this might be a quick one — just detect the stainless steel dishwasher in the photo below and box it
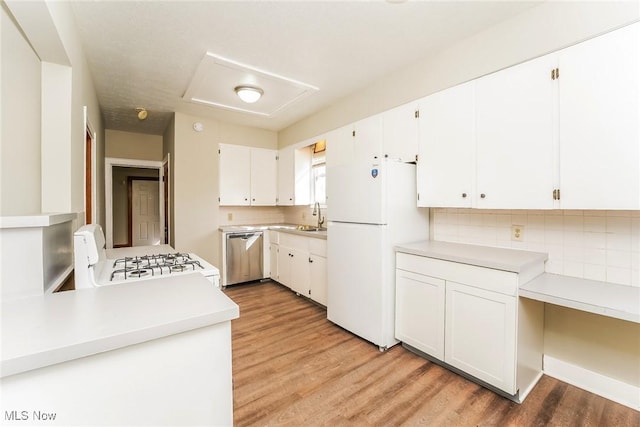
[225,231,264,286]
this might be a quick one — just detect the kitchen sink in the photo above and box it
[296,225,327,232]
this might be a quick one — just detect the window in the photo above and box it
[311,141,326,205]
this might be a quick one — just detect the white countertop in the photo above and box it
[0,213,76,228]
[520,273,640,323]
[395,240,548,273]
[1,273,239,378]
[220,223,327,239]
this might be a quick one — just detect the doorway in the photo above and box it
[105,157,166,249]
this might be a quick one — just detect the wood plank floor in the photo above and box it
[225,281,639,426]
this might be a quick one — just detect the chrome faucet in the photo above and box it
[312,202,325,229]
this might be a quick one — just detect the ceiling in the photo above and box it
[69,1,541,135]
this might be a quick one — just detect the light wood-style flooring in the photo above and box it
[225,281,639,426]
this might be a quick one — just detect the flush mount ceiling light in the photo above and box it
[136,107,148,120]
[234,86,263,104]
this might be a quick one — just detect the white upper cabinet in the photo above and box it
[354,114,384,163]
[325,124,355,168]
[250,147,278,206]
[325,115,382,169]
[219,144,277,206]
[418,81,475,208]
[475,53,557,209]
[382,101,420,162]
[558,22,639,209]
[219,144,251,206]
[277,144,312,206]
[417,22,639,210]
[277,145,295,206]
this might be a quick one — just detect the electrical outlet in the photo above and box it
[302,211,306,220]
[511,225,524,242]
[227,213,233,221]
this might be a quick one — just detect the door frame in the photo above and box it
[83,106,97,225]
[105,157,165,249]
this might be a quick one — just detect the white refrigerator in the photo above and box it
[327,158,429,350]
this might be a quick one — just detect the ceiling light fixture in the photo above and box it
[136,107,148,120]
[234,86,263,104]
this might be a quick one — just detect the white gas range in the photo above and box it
[73,224,220,289]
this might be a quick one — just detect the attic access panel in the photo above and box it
[183,52,319,117]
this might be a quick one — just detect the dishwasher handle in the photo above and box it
[227,232,261,240]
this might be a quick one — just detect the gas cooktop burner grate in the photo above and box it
[109,253,203,281]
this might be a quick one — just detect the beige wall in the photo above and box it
[1,4,42,215]
[106,129,163,161]
[279,1,639,147]
[167,112,277,267]
[1,0,104,228]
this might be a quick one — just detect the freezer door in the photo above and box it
[327,222,397,348]
[327,160,386,224]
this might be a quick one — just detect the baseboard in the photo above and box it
[543,355,640,410]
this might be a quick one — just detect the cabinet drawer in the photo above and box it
[268,230,279,244]
[279,233,309,251]
[309,238,327,256]
[396,253,518,296]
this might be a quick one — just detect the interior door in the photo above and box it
[132,180,161,246]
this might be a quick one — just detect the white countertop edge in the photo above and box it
[520,273,640,324]
[1,307,238,378]
[395,240,548,273]
[1,275,239,378]
[219,223,327,240]
[0,213,76,228]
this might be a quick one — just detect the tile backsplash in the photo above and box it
[219,206,285,226]
[432,209,640,287]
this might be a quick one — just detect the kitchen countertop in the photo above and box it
[520,273,640,323]
[1,273,239,378]
[395,240,548,273]
[0,212,76,228]
[219,223,327,239]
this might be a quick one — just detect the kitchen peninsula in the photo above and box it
[0,274,239,426]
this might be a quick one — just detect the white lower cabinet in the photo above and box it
[271,231,327,306]
[445,281,517,394]
[308,238,327,306]
[269,243,278,281]
[395,270,445,360]
[395,251,543,402]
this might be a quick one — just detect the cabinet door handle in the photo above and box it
[309,258,313,263]
[461,193,467,198]
[480,193,486,199]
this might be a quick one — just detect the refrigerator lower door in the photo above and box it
[327,222,398,349]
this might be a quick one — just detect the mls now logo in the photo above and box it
[5,410,57,421]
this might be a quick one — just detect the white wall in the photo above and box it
[279,1,639,147]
